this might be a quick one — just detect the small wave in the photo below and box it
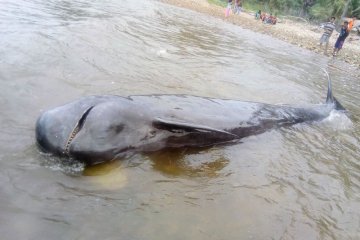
[321,110,353,130]
[156,48,168,57]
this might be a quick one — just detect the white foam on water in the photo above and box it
[41,153,85,175]
[321,110,353,131]
[156,49,168,57]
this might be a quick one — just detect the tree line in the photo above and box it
[250,0,360,21]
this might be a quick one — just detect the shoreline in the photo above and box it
[158,0,360,69]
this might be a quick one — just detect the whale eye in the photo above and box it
[149,130,156,137]
[108,124,125,134]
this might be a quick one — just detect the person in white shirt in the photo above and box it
[319,17,336,55]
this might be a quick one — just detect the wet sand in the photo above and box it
[158,0,360,68]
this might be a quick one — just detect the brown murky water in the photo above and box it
[0,0,359,239]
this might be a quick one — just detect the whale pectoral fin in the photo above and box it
[153,118,239,147]
[153,118,238,138]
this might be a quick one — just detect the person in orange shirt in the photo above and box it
[347,16,356,32]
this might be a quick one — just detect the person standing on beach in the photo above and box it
[333,21,349,56]
[225,0,232,17]
[347,16,356,32]
[255,10,261,19]
[233,0,241,15]
[319,17,336,55]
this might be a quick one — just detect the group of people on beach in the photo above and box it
[225,0,242,17]
[224,2,356,57]
[226,2,277,25]
[255,10,277,25]
[319,16,357,56]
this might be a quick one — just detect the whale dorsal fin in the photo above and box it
[153,118,237,138]
[323,68,346,111]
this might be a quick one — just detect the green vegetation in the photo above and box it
[209,0,360,21]
[207,0,227,7]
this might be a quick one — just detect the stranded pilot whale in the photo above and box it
[36,72,345,165]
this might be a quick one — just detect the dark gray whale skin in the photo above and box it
[35,79,345,166]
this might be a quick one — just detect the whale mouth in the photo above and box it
[64,106,94,155]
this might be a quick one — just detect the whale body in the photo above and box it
[36,75,345,165]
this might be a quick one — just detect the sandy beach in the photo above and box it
[158,0,360,68]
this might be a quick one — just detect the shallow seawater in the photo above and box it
[0,0,360,239]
